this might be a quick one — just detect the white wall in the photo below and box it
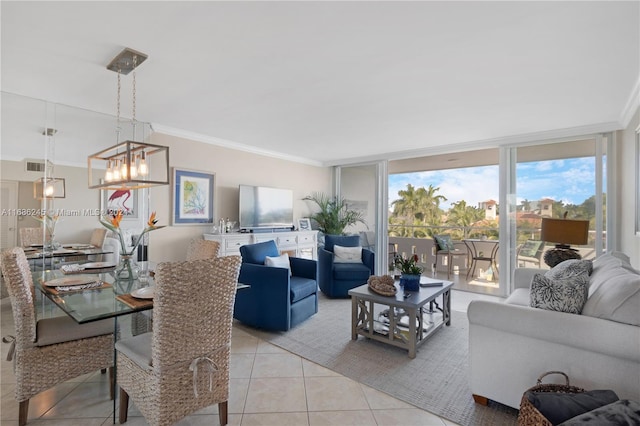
[126,132,331,262]
[618,107,640,268]
[1,132,332,262]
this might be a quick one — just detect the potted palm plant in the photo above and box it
[303,192,365,235]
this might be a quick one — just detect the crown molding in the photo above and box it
[151,124,324,167]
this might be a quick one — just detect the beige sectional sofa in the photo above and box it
[468,252,640,409]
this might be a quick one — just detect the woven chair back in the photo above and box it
[1,247,37,347]
[185,239,220,261]
[152,256,240,371]
[89,228,108,248]
[19,227,42,247]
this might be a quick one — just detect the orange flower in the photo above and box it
[110,210,123,228]
[147,211,158,227]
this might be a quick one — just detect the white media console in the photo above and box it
[203,230,319,259]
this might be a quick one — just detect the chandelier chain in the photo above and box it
[116,66,122,142]
[132,55,137,123]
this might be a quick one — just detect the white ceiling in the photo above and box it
[2,1,638,167]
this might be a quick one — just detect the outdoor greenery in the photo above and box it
[389,183,599,243]
[303,192,365,235]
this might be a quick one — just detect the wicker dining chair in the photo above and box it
[131,239,221,336]
[0,247,114,426]
[186,238,220,260]
[19,228,42,247]
[116,256,241,426]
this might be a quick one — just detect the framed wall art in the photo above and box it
[101,187,139,219]
[172,168,215,226]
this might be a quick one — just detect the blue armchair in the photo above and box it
[235,240,318,331]
[318,235,375,298]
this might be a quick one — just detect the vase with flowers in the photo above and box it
[394,254,423,291]
[99,210,164,281]
[34,213,60,251]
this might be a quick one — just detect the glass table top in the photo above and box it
[35,269,152,324]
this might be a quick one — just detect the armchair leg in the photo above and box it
[18,399,29,426]
[118,388,129,424]
[218,400,228,425]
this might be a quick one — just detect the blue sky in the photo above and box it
[388,157,597,211]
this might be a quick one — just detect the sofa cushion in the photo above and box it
[333,262,371,281]
[530,272,589,314]
[333,245,362,263]
[582,254,640,326]
[290,276,317,303]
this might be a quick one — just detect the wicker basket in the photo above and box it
[517,371,586,426]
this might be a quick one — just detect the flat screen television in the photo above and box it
[239,185,294,231]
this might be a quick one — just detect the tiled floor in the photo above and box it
[1,290,503,425]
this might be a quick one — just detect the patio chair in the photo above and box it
[1,247,114,426]
[516,240,545,268]
[116,256,241,426]
[433,235,464,279]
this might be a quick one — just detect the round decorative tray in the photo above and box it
[367,275,397,296]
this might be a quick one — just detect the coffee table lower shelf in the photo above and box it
[349,280,452,358]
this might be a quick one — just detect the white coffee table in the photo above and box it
[348,277,453,358]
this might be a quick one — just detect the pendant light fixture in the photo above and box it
[88,48,169,190]
[34,128,66,199]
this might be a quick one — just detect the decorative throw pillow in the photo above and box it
[265,253,291,276]
[434,235,455,251]
[545,259,593,280]
[530,273,589,314]
[333,245,362,263]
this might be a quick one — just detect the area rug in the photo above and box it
[238,293,519,426]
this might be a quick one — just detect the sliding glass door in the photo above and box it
[336,161,388,275]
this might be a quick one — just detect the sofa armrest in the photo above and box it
[514,268,540,289]
[290,257,317,280]
[468,300,640,363]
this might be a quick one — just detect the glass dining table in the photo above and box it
[26,245,114,270]
[35,268,153,323]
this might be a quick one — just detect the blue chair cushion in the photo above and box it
[434,235,455,251]
[240,240,279,264]
[290,276,317,303]
[333,262,371,281]
[324,235,360,252]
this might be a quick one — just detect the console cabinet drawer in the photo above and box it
[203,231,318,259]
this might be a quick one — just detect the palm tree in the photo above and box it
[446,200,484,239]
[390,184,447,236]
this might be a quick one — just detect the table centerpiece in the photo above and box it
[99,210,164,281]
[394,254,423,291]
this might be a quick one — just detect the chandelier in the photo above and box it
[88,48,169,190]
